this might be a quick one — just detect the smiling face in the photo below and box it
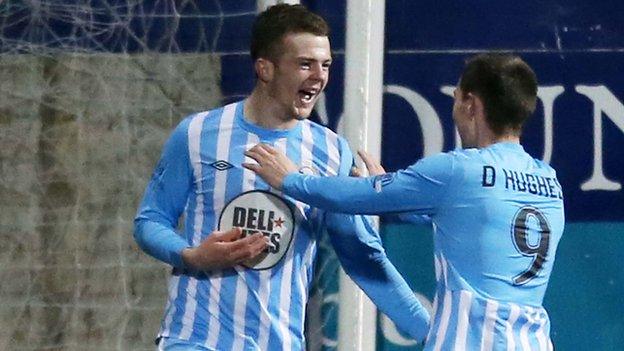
[267,32,332,121]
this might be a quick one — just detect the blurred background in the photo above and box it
[0,0,622,350]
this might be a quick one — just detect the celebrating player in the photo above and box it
[134,4,429,350]
[246,53,565,350]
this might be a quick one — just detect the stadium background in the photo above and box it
[0,0,622,350]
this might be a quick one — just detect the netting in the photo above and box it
[0,1,338,350]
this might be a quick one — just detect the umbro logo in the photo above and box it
[210,160,234,171]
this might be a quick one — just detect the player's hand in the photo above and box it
[351,150,386,177]
[243,143,298,190]
[182,227,268,270]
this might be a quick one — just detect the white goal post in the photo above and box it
[338,1,385,350]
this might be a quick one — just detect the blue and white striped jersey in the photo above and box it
[283,143,565,350]
[134,101,430,350]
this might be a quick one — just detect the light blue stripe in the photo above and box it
[169,275,191,338]
[285,123,308,343]
[266,262,285,349]
[309,122,331,176]
[265,139,288,350]
[215,102,248,351]
[465,292,482,350]
[444,291,461,351]
[188,108,222,344]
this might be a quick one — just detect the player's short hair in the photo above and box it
[251,4,330,61]
[459,53,538,136]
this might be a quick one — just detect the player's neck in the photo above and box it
[245,89,299,130]
[478,131,520,148]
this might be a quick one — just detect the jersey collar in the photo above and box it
[235,100,302,140]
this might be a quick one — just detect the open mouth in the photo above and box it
[298,88,318,104]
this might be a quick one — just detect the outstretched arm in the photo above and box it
[245,143,453,215]
[325,213,430,342]
[352,150,432,225]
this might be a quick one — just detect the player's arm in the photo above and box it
[326,140,429,341]
[134,118,194,268]
[245,143,453,215]
[353,150,432,225]
[325,213,430,342]
[134,118,267,269]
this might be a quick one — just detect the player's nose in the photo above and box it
[309,62,327,81]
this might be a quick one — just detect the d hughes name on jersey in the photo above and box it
[481,165,564,199]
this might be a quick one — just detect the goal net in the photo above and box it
[0,1,339,350]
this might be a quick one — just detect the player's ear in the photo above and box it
[471,93,485,118]
[255,58,274,83]
[466,92,483,119]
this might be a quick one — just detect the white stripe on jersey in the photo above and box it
[432,290,453,351]
[324,129,340,176]
[425,255,442,343]
[535,313,548,351]
[243,133,260,191]
[433,252,441,281]
[454,290,473,350]
[520,306,535,351]
[257,268,272,351]
[179,111,210,340]
[161,274,181,336]
[432,255,451,351]
[179,278,198,339]
[205,103,237,349]
[440,254,450,288]
[232,272,248,351]
[480,299,499,351]
[426,291,439,344]
[231,132,261,351]
[275,138,294,351]
[297,122,316,333]
[241,131,272,351]
[231,275,249,351]
[505,304,521,351]
[188,112,210,246]
[426,255,554,351]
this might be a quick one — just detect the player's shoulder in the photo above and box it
[420,148,487,177]
[412,150,458,173]
[530,157,560,180]
[177,101,240,131]
[302,119,347,148]
[427,148,476,167]
[304,118,338,136]
[447,147,480,160]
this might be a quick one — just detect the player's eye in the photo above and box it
[300,62,311,69]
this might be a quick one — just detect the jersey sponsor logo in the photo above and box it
[218,190,295,270]
[210,160,234,171]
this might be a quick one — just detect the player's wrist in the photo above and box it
[282,172,301,191]
[181,247,199,269]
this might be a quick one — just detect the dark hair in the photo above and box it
[459,53,538,135]
[250,4,330,61]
